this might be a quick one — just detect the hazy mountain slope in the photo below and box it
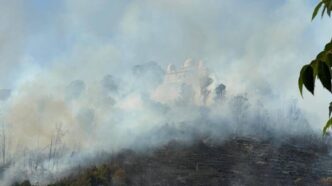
[14,134,332,186]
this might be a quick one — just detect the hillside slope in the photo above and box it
[14,135,332,186]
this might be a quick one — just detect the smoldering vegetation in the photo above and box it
[0,60,324,186]
[40,135,332,186]
[0,0,331,185]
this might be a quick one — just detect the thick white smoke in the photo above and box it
[0,0,331,185]
[0,59,313,185]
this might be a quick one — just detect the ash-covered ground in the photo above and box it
[26,134,332,186]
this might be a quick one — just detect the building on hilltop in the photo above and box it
[152,59,225,106]
[165,59,208,84]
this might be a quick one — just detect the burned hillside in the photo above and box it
[0,60,319,185]
[21,134,332,186]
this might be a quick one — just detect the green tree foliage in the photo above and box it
[299,0,332,135]
[312,0,332,20]
[12,180,31,186]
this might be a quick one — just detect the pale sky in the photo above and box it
[1,0,332,129]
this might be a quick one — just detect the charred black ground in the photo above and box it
[14,134,332,186]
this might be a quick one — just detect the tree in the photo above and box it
[1,122,6,165]
[298,0,332,135]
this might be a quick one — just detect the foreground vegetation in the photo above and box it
[12,135,332,186]
[13,163,125,186]
[299,0,332,134]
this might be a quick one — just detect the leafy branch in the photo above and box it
[312,0,332,20]
[299,0,332,135]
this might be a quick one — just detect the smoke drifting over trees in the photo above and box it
[0,0,331,185]
[0,59,314,185]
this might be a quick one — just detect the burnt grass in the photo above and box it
[15,135,332,186]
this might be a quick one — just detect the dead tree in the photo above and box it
[1,123,6,165]
[48,123,66,171]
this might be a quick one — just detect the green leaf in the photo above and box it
[298,73,304,97]
[317,51,327,61]
[329,0,332,7]
[323,117,332,135]
[328,8,331,17]
[299,65,315,96]
[328,0,332,15]
[313,1,324,20]
[317,61,332,92]
[311,60,319,76]
[325,42,332,51]
[303,65,315,95]
[298,65,308,97]
[326,53,332,66]
[322,5,327,17]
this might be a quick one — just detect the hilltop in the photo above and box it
[14,134,332,186]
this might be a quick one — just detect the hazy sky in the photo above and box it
[1,0,332,128]
[3,1,332,184]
